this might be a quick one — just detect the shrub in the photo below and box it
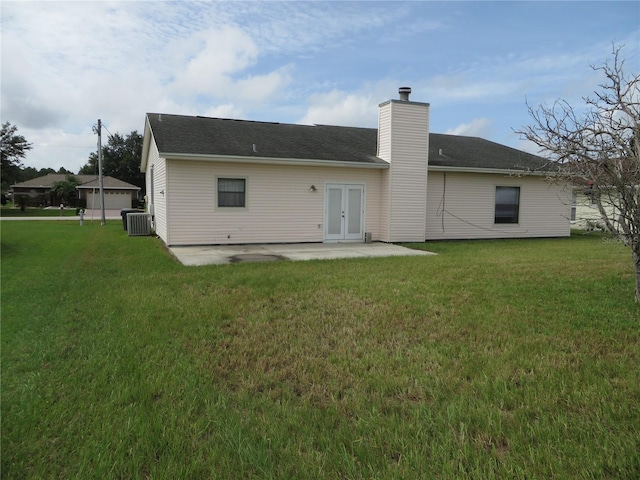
[14,194,29,211]
[585,219,605,232]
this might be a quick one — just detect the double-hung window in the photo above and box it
[495,186,520,224]
[218,178,246,208]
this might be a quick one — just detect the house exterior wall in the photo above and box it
[163,159,384,246]
[377,100,429,242]
[378,166,391,242]
[377,106,392,165]
[572,190,621,230]
[377,106,391,242]
[145,138,168,243]
[10,186,52,206]
[425,171,571,240]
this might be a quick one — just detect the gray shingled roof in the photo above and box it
[146,113,553,172]
[428,133,553,172]
[12,174,139,190]
[148,113,384,165]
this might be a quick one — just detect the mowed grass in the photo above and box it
[1,222,639,479]
[0,206,78,217]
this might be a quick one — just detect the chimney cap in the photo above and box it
[398,87,411,101]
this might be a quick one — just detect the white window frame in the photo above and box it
[216,177,247,209]
[494,186,520,224]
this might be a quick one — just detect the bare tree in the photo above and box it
[517,45,640,303]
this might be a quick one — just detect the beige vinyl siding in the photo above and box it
[572,190,623,230]
[425,172,571,240]
[377,106,391,161]
[165,160,383,246]
[377,106,392,241]
[145,138,168,243]
[379,101,429,242]
[378,168,391,242]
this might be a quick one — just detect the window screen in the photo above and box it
[495,186,520,224]
[218,178,245,207]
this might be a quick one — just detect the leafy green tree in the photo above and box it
[1,122,32,192]
[20,166,41,181]
[51,175,80,205]
[79,131,144,192]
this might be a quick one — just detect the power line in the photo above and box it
[32,144,95,149]
[101,123,113,138]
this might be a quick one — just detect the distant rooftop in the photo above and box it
[12,174,140,190]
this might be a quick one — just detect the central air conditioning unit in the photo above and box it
[127,213,152,236]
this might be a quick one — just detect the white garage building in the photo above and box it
[77,176,141,210]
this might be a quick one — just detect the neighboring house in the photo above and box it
[571,187,622,231]
[141,88,571,246]
[11,174,140,209]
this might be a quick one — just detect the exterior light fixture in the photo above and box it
[310,185,317,192]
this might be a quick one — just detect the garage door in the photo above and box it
[86,191,132,209]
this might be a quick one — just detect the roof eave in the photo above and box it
[76,186,141,190]
[160,152,390,169]
[140,116,152,173]
[428,165,555,176]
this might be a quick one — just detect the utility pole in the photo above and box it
[97,119,106,225]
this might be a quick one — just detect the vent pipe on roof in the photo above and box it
[399,87,411,101]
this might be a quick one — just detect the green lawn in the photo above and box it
[0,205,78,217]
[1,222,639,479]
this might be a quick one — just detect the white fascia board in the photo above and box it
[77,186,141,190]
[427,165,551,176]
[140,117,152,173]
[160,152,390,169]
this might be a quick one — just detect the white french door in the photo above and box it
[324,184,364,241]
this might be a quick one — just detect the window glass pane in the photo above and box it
[495,186,519,204]
[347,188,362,235]
[218,178,245,207]
[495,186,520,224]
[327,188,342,235]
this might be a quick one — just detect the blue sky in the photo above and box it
[1,1,639,173]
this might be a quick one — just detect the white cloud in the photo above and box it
[236,66,294,102]
[297,80,402,127]
[298,90,378,127]
[445,118,493,137]
[0,3,296,170]
[200,104,246,120]
[169,26,293,104]
[19,128,97,174]
[1,1,637,173]
[171,27,258,94]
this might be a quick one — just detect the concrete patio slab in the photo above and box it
[169,242,435,266]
